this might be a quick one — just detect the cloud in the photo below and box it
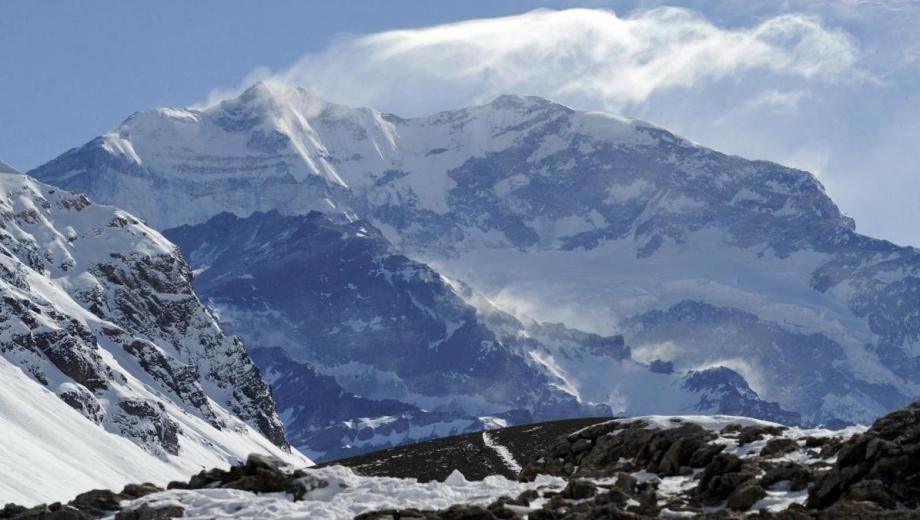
[741,89,810,114]
[202,7,859,116]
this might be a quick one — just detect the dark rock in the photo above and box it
[842,479,897,509]
[6,504,90,520]
[736,425,786,445]
[614,472,638,496]
[67,489,121,517]
[113,504,184,520]
[688,443,725,468]
[720,423,743,435]
[695,453,758,505]
[119,484,162,500]
[486,500,518,520]
[510,490,538,508]
[186,467,230,489]
[289,474,335,502]
[354,510,431,520]
[0,504,27,519]
[573,421,621,440]
[808,402,920,510]
[813,501,920,519]
[594,489,629,507]
[525,511,556,520]
[760,462,812,491]
[727,484,767,511]
[436,505,496,520]
[760,438,799,458]
[562,479,597,500]
[223,470,288,493]
[569,438,591,454]
[817,438,843,459]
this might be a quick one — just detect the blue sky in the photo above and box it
[2,0,919,246]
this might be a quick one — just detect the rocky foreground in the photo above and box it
[3,403,919,519]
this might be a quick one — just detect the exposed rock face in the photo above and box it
[251,347,518,461]
[0,173,303,505]
[29,83,920,426]
[165,212,588,416]
[164,210,794,459]
[682,367,801,425]
[165,211,615,459]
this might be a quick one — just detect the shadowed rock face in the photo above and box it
[166,210,617,459]
[165,210,795,459]
[251,347,515,462]
[0,173,289,462]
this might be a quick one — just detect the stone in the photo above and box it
[562,479,597,500]
[760,438,799,458]
[67,489,121,517]
[114,504,184,520]
[808,402,920,510]
[727,484,767,511]
[569,438,591,454]
[614,472,638,495]
[843,479,896,509]
[760,462,812,491]
[437,505,496,520]
[119,484,162,500]
[695,453,758,505]
[736,425,786,446]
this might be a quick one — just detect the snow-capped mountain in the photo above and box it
[163,210,796,459]
[0,169,307,505]
[30,81,920,425]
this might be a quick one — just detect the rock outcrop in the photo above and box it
[0,173,303,505]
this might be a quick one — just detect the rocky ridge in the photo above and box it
[0,172,304,505]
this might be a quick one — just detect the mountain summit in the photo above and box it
[30,83,920,426]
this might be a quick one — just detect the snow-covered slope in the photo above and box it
[30,82,920,424]
[163,210,796,460]
[0,172,308,505]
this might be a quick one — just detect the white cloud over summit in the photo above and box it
[204,7,859,114]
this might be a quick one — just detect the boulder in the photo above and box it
[562,479,597,500]
[760,438,799,458]
[727,484,766,511]
[113,504,183,520]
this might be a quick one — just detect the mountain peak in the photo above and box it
[486,93,568,112]
[222,80,329,118]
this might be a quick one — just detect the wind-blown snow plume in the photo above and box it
[201,7,858,115]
